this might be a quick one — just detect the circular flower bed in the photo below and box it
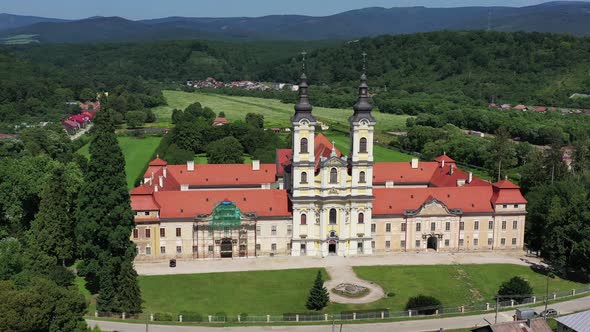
[331,283,370,298]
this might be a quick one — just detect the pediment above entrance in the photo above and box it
[320,156,347,168]
[404,197,462,217]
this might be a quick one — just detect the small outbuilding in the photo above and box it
[556,309,590,332]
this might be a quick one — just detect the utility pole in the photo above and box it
[145,312,149,332]
[495,295,500,324]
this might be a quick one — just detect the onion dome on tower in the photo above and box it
[350,52,376,123]
[291,51,316,123]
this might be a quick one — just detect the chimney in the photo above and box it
[386,181,394,188]
[468,172,473,184]
[411,158,419,169]
[449,164,455,175]
[441,160,445,168]
[154,185,159,192]
[252,160,260,171]
[187,160,195,172]
[151,171,155,182]
[159,176,164,188]
[163,166,167,178]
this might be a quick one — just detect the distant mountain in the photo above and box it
[1,1,590,44]
[0,13,69,31]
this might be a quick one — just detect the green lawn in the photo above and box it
[151,90,411,133]
[139,269,329,316]
[194,153,253,165]
[137,264,587,316]
[78,136,162,189]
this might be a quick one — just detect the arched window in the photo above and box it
[301,214,307,225]
[300,138,308,154]
[358,212,365,224]
[359,171,366,183]
[301,172,308,184]
[329,208,337,224]
[359,137,367,153]
[330,168,338,183]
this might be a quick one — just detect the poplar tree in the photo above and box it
[76,108,141,312]
[306,270,330,311]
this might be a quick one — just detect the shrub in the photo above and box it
[153,312,174,321]
[498,276,533,303]
[405,295,442,315]
[180,311,203,322]
[214,312,227,320]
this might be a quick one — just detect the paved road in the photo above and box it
[87,294,590,332]
[135,251,541,276]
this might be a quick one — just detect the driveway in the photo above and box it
[87,294,590,332]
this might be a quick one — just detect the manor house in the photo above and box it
[129,70,527,260]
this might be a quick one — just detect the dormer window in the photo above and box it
[300,138,308,154]
[360,137,367,153]
[330,168,338,184]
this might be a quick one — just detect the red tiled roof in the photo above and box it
[429,164,490,187]
[213,118,228,125]
[131,195,160,211]
[276,149,292,176]
[154,190,290,219]
[493,179,520,189]
[373,186,494,215]
[434,154,455,163]
[373,161,439,184]
[149,157,168,167]
[491,180,527,204]
[166,164,276,187]
[314,133,342,162]
[130,185,153,195]
[0,133,16,138]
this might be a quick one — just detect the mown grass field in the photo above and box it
[78,136,162,189]
[151,90,411,133]
[137,264,586,316]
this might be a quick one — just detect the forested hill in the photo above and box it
[2,1,590,43]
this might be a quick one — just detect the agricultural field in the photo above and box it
[78,136,162,189]
[151,90,411,133]
[137,264,586,316]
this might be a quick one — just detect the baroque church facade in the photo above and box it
[129,70,527,261]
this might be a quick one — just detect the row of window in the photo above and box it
[299,211,365,225]
[371,220,520,233]
[133,227,182,239]
[300,138,368,154]
[300,170,367,184]
[377,237,519,249]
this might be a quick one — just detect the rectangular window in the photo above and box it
[371,241,376,249]
[431,222,436,232]
[512,238,517,245]
[255,244,261,251]
[287,242,292,250]
[401,223,406,232]
[371,224,376,233]
[459,221,464,231]
[193,246,198,253]
[208,228,213,236]
[224,228,230,236]
[445,222,450,231]
[271,225,277,236]
[386,223,391,232]
[503,204,508,209]
[445,239,450,247]
[208,245,213,253]
[415,240,421,248]
[133,229,138,238]
[514,204,519,208]
[489,220,494,230]
[416,223,421,232]
[459,239,464,247]
[474,221,479,231]
[256,226,261,236]
[160,246,166,254]
[160,228,165,238]
[488,238,493,246]
[144,211,149,216]
[474,239,479,246]
[271,243,277,252]
[501,238,506,246]
[513,220,518,230]
[385,241,391,249]
[146,247,151,255]
[176,227,181,237]
[401,240,406,248]
[145,228,151,238]
[287,225,292,235]
[502,221,507,230]
[176,246,182,254]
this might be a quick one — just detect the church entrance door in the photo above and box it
[328,242,337,254]
[220,238,233,258]
[427,236,438,251]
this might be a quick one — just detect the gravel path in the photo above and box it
[324,264,386,304]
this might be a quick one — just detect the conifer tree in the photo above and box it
[117,260,143,314]
[28,164,78,266]
[96,260,118,313]
[305,270,330,311]
[76,107,141,312]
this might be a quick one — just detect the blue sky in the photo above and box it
[1,0,589,20]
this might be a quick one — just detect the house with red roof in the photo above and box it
[212,117,229,126]
[130,71,527,261]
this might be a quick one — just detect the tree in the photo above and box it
[171,109,184,124]
[405,295,442,315]
[305,270,329,311]
[28,164,80,265]
[117,260,142,314]
[0,238,24,280]
[218,111,226,118]
[126,111,147,129]
[498,276,533,303]
[488,127,517,181]
[76,108,141,311]
[79,88,95,101]
[207,137,244,164]
[165,144,194,165]
[245,113,264,129]
[185,102,215,123]
[144,109,156,123]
